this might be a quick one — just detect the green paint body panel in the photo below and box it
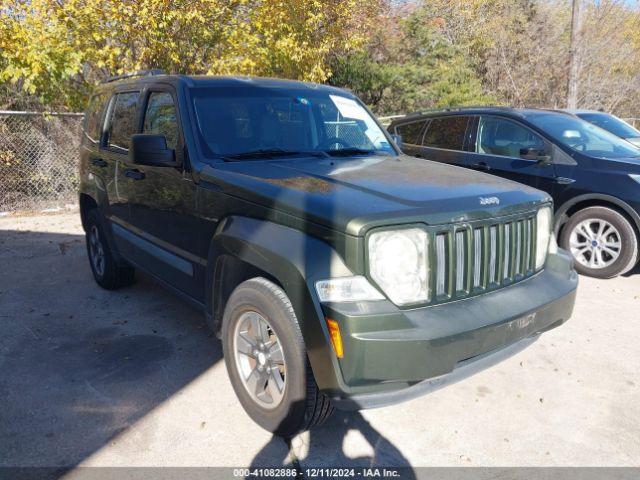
[322,250,577,404]
[78,75,578,410]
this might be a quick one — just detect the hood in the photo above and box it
[200,154,550,236]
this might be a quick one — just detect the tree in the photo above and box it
[0,0,379,110]
[328,2,492,115]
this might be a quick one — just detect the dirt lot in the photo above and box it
[1,213,639,472]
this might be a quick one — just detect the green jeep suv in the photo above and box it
[79,72,578,436]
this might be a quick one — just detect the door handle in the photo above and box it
[125,168,145,180]
[471,162,490,171]
[91,158,107,168]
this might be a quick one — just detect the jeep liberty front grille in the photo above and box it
[429,212,538,304]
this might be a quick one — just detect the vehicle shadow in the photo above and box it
[0,228,224,471]
[249,408,415,476]
[622,262,640,277]
[0,225,416,474]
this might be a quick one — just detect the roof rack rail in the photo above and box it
[104,69,166,83]
[402,105,514,118]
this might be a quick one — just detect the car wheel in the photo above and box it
[222,277,333,437]
[560,206,638,278]
[85,209,136,289]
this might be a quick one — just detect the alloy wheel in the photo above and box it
[232,311,286,409]
[569,218,621,269]
[88,225,106,277]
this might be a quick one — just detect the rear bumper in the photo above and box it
[320,249,578,409]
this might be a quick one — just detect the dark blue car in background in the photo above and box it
[561,109,640,148]
[389,107,640,278]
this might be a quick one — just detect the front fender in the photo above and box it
[206,215,353,392]
[554,193,640,235]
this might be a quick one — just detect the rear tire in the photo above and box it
[85,209,136,289]
[560,206,638,278]
[221,277,333,437]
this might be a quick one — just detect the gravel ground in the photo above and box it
[1,213,639,473]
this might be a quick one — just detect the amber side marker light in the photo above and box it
[326,318,344,359]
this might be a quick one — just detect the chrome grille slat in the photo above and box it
[455,231,465,292]
[489,226,497,284]
[473,228,482,288]
[436,233,447,296]
[523,219,531,273]
[503,223,511,280]
[515,221,522,276]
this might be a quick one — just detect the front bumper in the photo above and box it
[320,250,578,410]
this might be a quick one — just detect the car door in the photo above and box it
[419,115,472,166]
[126,88,202,299]
[99,90,142,255]
[467,115,558,194]
[81,91,111,206]
[393,119,428,157]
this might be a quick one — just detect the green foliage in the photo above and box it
[1,0,639,117]
[329,5,493,115]
[0,0,379,111]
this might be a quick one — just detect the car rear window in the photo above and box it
[83,92,109,143]
[106,92,139,150]
[423,116,469,151]
[394,121,427,145]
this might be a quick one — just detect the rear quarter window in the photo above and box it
[83,92,109,143]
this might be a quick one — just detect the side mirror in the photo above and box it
[391,133,403,148]
[130,134,177,167]
[520,147,551,166]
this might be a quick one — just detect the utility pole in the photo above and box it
[567,0,582,109]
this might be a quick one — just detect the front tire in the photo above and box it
[221,278,333,437]
[85,209,136,289]
[560,206,638,278]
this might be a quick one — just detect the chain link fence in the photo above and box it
[0,111,84,213]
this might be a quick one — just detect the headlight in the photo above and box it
[630,174,640,185]
[535,206,553,269]
[368,228,429,305]
[315,276,384,303]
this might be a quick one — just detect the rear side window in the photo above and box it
[394,121,426,145]
[423,116,469,151]
[143,92,179,150]
[107,92,139,150]
[84,92,109,143]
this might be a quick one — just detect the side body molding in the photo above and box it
[205,216,353,392]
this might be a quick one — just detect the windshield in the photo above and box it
[576,112,640,139]
[190,86,395,159]
[528,113,640,159]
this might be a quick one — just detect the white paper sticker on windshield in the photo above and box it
[329,95,369,121]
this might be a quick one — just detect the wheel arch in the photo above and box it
[79,193,98,232]
[554,194,640,239]
[204,216,353,393]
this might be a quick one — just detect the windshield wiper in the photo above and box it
[324,148,379,157]
[221,149,327,161]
